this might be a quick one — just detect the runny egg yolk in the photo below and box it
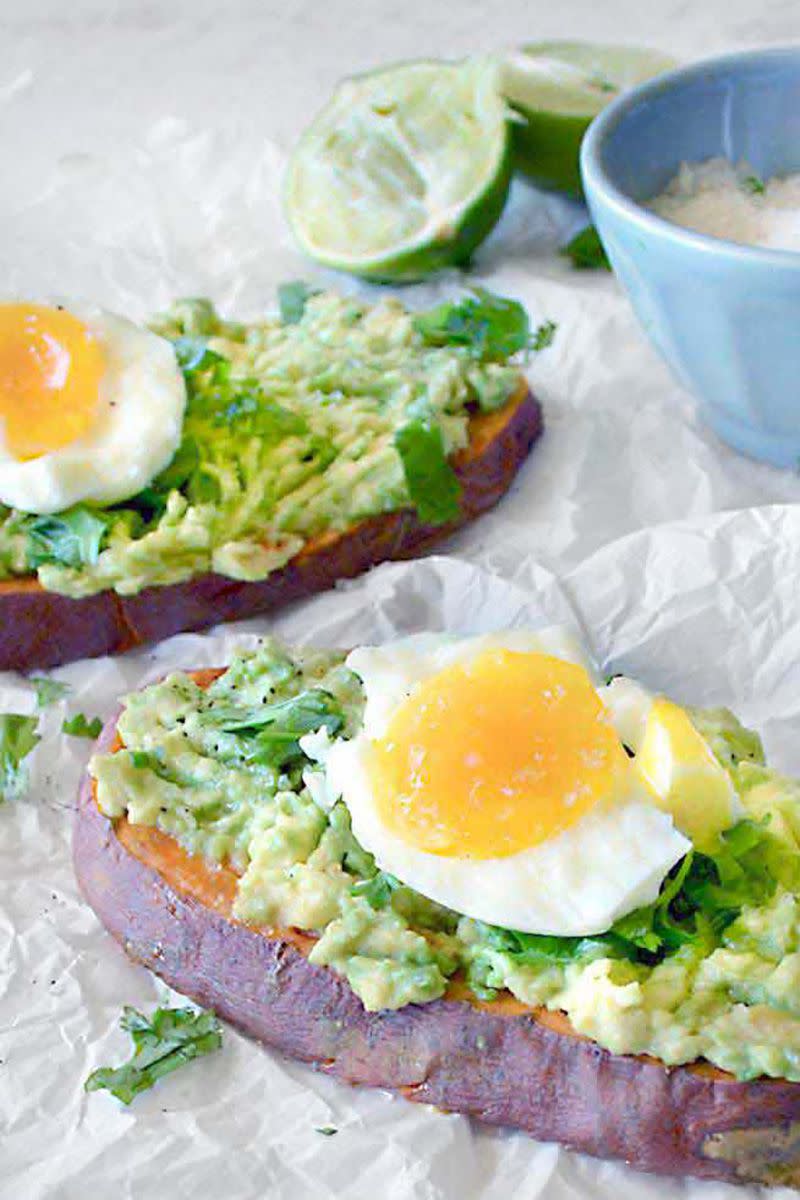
[0,303,105,461]
[369,650,629,859]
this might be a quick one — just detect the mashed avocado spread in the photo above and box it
[91,640,800,1082]
[0,287,540,598]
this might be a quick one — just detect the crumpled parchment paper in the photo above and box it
[4,3,800,1197]
[3,529,800,1200]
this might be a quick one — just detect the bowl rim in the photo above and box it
[580,44,800,269]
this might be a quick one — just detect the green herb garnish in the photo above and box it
[62,713,103,739]
[85,1006,222,1105]
[172,336,222,373]
[199,689,344,770]
[278,280,320,325]
[479,819,799,970]
[744,174,766,196]
[394,420,462,526]
[560,225,611,271]
[126,344,309,520]
[24,507,108,571]
[29,676,70,709]
[351,871,402,909]
[212,386,307,441]
[127,749,188,787]
[315,1126,338,1136]
[179,349,307,440]
[414,287,535,361]
[531,319,557,351]
[0,714,40,801]
[132,436,202,517]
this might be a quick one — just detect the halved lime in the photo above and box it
[500,42,677,196]
[284,58,512,282]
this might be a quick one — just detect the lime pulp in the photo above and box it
[284,57,512,282]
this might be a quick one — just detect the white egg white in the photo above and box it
[0,305,186,513]
[309,630,692,937]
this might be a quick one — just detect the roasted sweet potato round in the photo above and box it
[1,385,541,671]
[74,701,800,1190]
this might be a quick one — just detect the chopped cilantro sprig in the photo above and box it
[414,287,554,361]
[0,714,40,802]
[394,420,462,526]
[277,280,320,325]
[531,319,557,351]
[62,713,103,739]
[350,871,402,909]
[29,676,70,709]
[85,1006,222,1105]
[23,508,108,572]
[743,174,766,196]
[197,688,344,770]
[560,225,611,271]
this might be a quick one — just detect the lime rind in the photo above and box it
[500,42,678,118]
[499,42,677,195]
[285,57,512,282]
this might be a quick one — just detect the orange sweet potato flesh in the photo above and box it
[0,385,541,670]
[74,677,800,1189]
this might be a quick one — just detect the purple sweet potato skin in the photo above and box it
[74,718,800,1188]
[0,390,542,671]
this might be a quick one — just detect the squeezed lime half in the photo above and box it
[285,58,512,282]
[500,42,677,196]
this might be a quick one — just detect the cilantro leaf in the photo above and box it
[531,319,557,352]
[29,676,70,709]
[395,420,462,526]
[151,437,201,493]
[315,1126,338,1136]
[127,749,188,787]
[743,174,766,195]
[62,713,103,739]
[414,288,532,361]
[180,348,307,443]
[560,225,611,271]
[350,871,402,909]
[684,818,800,917]
[278,281,320,325]
[25,508,108,571]
[130,749,163,771]
[173,341,301,435]
[213,385,307,441]
[0,714,40,802]
[85,1006,222,1105]
[173,336,223,373]
[128,436,202,517]
[480,924,619,965]
[199,689,344,769]
[128,328,308,522]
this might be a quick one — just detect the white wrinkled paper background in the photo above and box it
[3,3,800,1198]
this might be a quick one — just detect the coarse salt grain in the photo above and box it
[648,157,800,252]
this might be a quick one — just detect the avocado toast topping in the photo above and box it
[77,636,800,1186]
[0,289,542,669]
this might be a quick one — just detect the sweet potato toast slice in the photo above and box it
[0,383,540,671]
[74,684,800,1190]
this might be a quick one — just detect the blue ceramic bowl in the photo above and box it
[581,48,800,467]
